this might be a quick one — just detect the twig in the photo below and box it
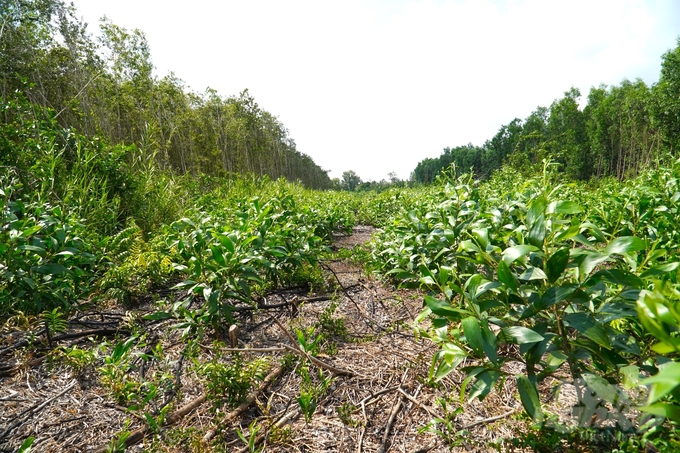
[231,295,332,311]
[268,315,355,377]
[0,380,77,440]
[461,408,517,430]
[0,328,128,356]
[219,347,287,353]
[279,344,354,377]
[397,388,442,420]
[379,392,404,453]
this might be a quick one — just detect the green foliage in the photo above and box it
[0,179,96,314]
[371,160,680,443]
[296,365,333,423]
[197,351,269,410]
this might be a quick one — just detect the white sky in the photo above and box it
[71,0,680,182]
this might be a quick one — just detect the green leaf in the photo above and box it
[620,365,640,390]
[462,317,484,357]
[526,196,547,226]
[588,269,644,288]
[604,236,646,255]
[582,372,620,405]
[564,313,611,349]
[640,262,680,279]
[545,248,570,283]
[142,311,174,321]
[640,362,680,403]
[499,326,544,344]
[527,214,546,248]
[639,403,680,423]
[550,201,583,215]
[424,295,466,321]
[502,244,538,266]
[468,370,502,401]
[576,250,609,276]
[518,266,548,281]
[497,260,517,292]
[516,375,543,422]
[34,263,69,275]
[17,436,34,453]
[431,343,467,381]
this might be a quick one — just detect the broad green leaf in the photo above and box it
[575,250,609,276]
[17,436,34,453]
[639,403,680,423]
[431,343,467,381]
[210,246,226,267]
[580,222,606,243]
[459,240,480,253]
[582,372,620,405]
[518,266,548,281]
[620,365,640,390]
[548,201,583,215]
[588,269,644,288]
[604,236,646,255]
[545,248,570,283]
[142,311,174,321]
[640,262,680,279]
[462,317,484,357]
[468,370,502,401]
[564,313,611,349]
[34,263,68,275]
[502,245,538,266]
[498,326,544,344]
[497,260,517,292]
[20,225,42,237]
[640,362,680,403]
[17,244,46,256]
[516,375,543,422]
[527,214,546,248]
[471,228,490,250]
[424,295,466,321]
[526,196,547,225]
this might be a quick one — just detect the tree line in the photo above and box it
[0,0,332,189]
[412,39,680,183]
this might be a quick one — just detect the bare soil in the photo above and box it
[1,226,543,453]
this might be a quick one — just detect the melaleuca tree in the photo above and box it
[652,38,680,153]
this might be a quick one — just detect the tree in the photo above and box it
[652,38,680,153]
[341,170,361,191]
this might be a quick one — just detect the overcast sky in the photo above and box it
[71,0,680,182]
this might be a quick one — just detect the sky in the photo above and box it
[70,0,680,182]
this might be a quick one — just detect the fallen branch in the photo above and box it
[397,388,442,420]
[95,365,284,452]
[0,328,128,357]
[231,295,332,312]
[378,392,404,453]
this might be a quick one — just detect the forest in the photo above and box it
[3,1,680,452]
[412,47,680,183]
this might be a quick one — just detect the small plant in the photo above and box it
[295,365,333,423]
[236,420,264,453]
[106,419,132,453]
[198,352,269,410]
[41,308,68,336]
[337,402,359,427]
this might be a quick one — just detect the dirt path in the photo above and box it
[0,226,530,453]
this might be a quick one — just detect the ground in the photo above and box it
[1,226,566,453]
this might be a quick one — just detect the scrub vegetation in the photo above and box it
[3,1,680,452]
